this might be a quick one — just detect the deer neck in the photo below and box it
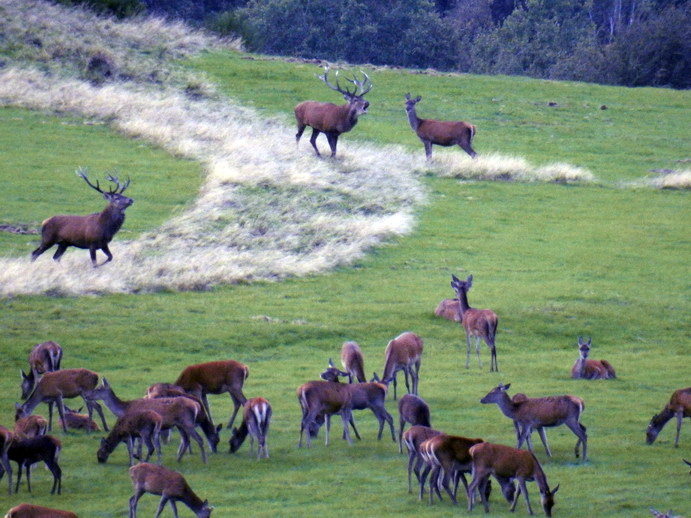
[181,488,206,514]
[98,387,129,417]
[456,290,472,318]
[573,356,587,378]
[494,391,520,419]
[100,205,126,239]
[406,108,420,131]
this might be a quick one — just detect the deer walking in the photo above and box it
[229,397,272,459]
[295,67,372,158]
[31,168,132,267]
[646,387,691,447]
[571,336,616,379]
[404,93,477,159]
[450,274,499,372]
[4,503,78,518]
[372,331,423,400]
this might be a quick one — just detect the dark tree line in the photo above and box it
[57,0,691,88]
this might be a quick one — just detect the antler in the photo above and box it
[76,167,130,194]
[345,70,372,97]
[317,67,372,97]
[106,173,130,194]
[76,167,104,193]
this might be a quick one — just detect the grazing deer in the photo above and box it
[295,66,372,158]
[296,380,355,448]
[97,410,163,466]
[397,394,431,454]
[15,368,108,434]
[128,462,213,518]
[467,442,559,516]
[404,93,477,159]
[31,168,133,267]
[402,425,443,496]
[175,360,249,429]
[0,426,13,495]
[571,336,616,379]
[229,397,272,459]
[4,503,78,518]
[1,435,62,495]
[12,416,47,440]
[480,383,588,460]
[145,383,188,399]
[434,298,462,322]
[646,387,691,447]
[337,341,367,383]
[20,341,63,400]
[372,331,424,400]
[450,274,499,372]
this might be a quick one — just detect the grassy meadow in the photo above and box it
[1,4,690,518]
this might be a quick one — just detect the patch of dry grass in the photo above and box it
[623,170,691,190]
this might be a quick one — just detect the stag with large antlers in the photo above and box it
[295,67,372,158]
[31,168,132,267]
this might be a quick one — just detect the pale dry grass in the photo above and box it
[623,170,691,190]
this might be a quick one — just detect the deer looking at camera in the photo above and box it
[31,168,132,267]
[295,67,372,158]
[404,93,477,159]
[571,336,616,379]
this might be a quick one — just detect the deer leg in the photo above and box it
[465,332,472,369]
[175,428,190,461]
[324,414,331,446]
[340,409,353,446]
[129,487,145,518]
[154,495,172,518]
[0,455,11,495]
[675,411,683,447]
[490,344,498,372]
[428,465,441,505]
[423,140,433,160]
[99,244,114,266]
[227,392,243,429]
[56,396,68,433]
[309,129,322,157]
[31,241,54,261]
[459,141,477,158]
[419,463,432,501]
[187,427,207,464]
[14,463,23,493]
[518,479,534,515]
[295,123,306,145]
[325,132,338,158]
[475,336,483,369]
[52,243,68,262]
[536,426,552,457]
[47,459,61,495]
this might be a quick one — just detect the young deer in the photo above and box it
[13,416,48,439]
[2,435,62,495]
[97,410,163,466]
[4,503,78,518]
[296,380,354,448]
[175,360,249,429]
[0,426,13,495]
[337,341,367,383]
[450,274,499,372]
[62,406,101,431]
[229,397,272,459]
[15,368,108,434]
[646,387,691,447]
[128,462,213,518]
[402,425,443,496]
[434,298,462,322]
[467,442,559,516]
[480,383,588,460]
[571,336,616,379]
[397,394,431,454]
[373,331,423,400]
[31,168,132,267]
[20,341,63,400]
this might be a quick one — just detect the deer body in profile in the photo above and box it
[296,380,354,448]
[4,435,63,495]
[31,168,132,267]
[97,410,163,466]
[373,331,423,400]
[295,67,372,157]
[646,387,691,447]
[4,503,78,518]
[229,397,272,459]
[451,274,499,372]
[404,93,477,159]
[571,336,616,379]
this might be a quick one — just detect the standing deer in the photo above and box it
[229,397,272,459]
[20,341,63,401]
[480,383,588,460]
[97,410,163,466]
[31,168,132,267]
[404,93,477,159]
[571,336,616,379]
[467,442,559,516]
[372,331,424,400]
[646,387,691,447]
[2,435,63,495]
[402,425,443,497]
[450,274,499,372]
[337,341,366,383]
[128,462,213,518]
[295,67,372,158]
[397,394,431,454]
[296,381,354,448]
[4,503,78,518]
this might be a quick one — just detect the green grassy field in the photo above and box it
[0,46,689,518]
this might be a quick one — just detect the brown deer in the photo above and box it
[480,383,588,460]
[229,397,272,459]
[434,298,461,322]
[61,405,101,431]
[2,435,62,495]
[295,67,372,158]
[646,387,691,447]
[0,426,13,495]
[372,331,424,400]
[397,394,431,454]
[12,416,47,440]
[404,93,477,159]
[97,409,163,466]
[571,336,616,379]
[20,341,63,401]
[650,509,685,518]
[4,503,78,518]
[337,341,366,383]
[175,360,249,429]
[402,425,443,496]
[467,442,559,516]
[31,168,132,267]
[14,368,108,434]
[128,462,213,518]
[296,380,355,448]
[450,274,499,372]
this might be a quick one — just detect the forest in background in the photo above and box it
[56,0,690,89]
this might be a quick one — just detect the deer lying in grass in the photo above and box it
[404,93,477,159]
[646,387,691,447]
[20,341,63,400]
[15,368,108,433]
[402,425,443,496]
[295,67,372,158]
[297,380,354,448]
[175,360,249,429]
[62,406,101,431]
[467,442,559,516]
[397,394,431,454]
[450,274,499,371]
[4,503,78,518]
[12,416,47,440]
[97,410,163,466]
[434,298,461,322]
[480,383,588,460]
[2,435,62,495]
[0,426,13,495]
[336,341,367,383]
[372,331,423,400]
[128,462,213,518]
[31,168,132,267]
[229,397,272,459]
[571,336,616,379]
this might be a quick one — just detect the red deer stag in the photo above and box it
[2,435,62,495]
[402,425,443,496]
[20,341,63,400]
[434,298,461,322]
[296,380,354,448]
[31,168,132,267]
[175,360,248,429]
[229,397,272,459]
[571,336,616,379]
[128,462,213,518]
[15,368,108,434]
[372,331,423,400]
[480,383,588,460]
[97,410,163,466]
[467,442,559,516]
[397,394,431,454]
[646,387,691,447]
[0,426,13,495]
[295,67,372,158]
[450,274,499,372]
[404,93,477,159]
[4,503,78,518]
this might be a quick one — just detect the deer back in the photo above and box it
[175,360,248,394]
[398,394,431,427]
[383,332,423,378]
[4,503,78,518]
[28,341,62,374]
[434,298,462,322]
[29,369,100,400]
[341,341,366,382]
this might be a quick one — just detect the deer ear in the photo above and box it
[551,484,560,495]
[404,93,410,100]
[415,96,422,102]
[328,358,334,367]
[587,337,591,345]
[467,274,473,286]
[503,383,511,390]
